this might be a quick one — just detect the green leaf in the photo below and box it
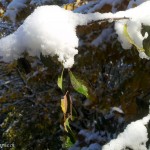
[64,117,76,146]
[57,68,64,90]
[64,117,72,133]
[65,137,74,149]
[123,24,145,52]
[69,71,89,98]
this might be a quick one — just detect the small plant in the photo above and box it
[58,68,95,148]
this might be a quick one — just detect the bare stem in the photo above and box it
[88,17,130,25]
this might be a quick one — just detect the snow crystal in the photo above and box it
[102,114,150,150]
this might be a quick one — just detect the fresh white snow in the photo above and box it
[0,5,114,68]
[114,1,150,59]
[1,1,150,67]
[102,114,150,150]
[1,0,150,149]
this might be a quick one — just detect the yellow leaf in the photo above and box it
[123,24,144,52]
[61,92,68,114]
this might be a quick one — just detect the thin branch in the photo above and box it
[88,17,130,25]
[69,95,73,120]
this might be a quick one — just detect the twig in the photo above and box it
[69,95,73,120]
[16,67,35,95]
[88,17,130,25]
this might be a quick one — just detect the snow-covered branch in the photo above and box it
[1,1,150,68]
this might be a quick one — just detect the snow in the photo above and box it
[1,1,150,67]
[74,0,150,59]
[127,0,150,9]
[4,0,28,23]
[91,28,113,47]
[0,0,150,149]
[0,5,114,68]
[102,114,150,150]
[114,1,150,59]
[4,0,69,22]
[111,106,124,114]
